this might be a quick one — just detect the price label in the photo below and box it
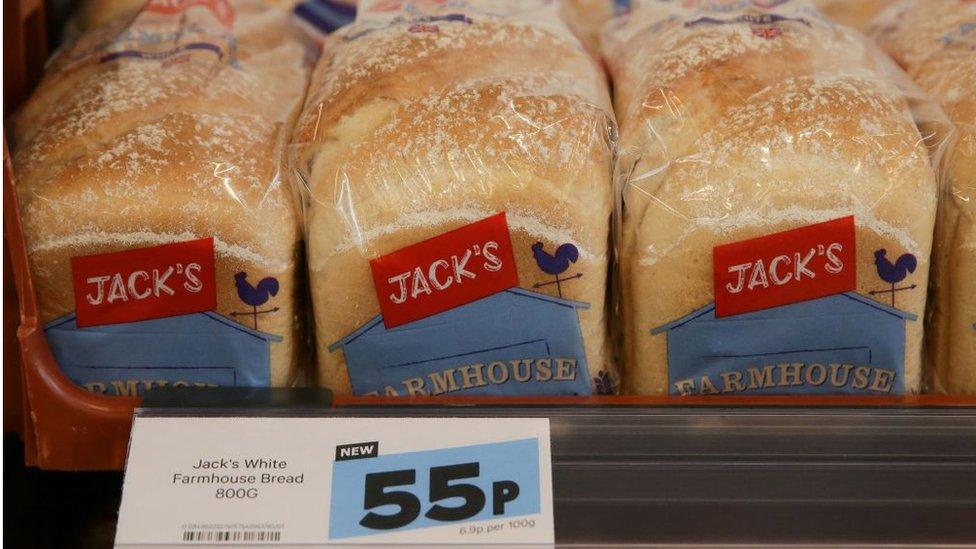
[115,416,553,546]
[330,438,541,540]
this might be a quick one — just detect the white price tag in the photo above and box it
[115,416,553,546]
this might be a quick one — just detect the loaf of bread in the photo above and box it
[291,0,615,397]
[13,0,311,396]
[605,0,941,396]
[872,0,976,394]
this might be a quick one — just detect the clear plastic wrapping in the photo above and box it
[558,0,618,55]
[289,0,618,397]
[604,0,951,396]
[811,0,892,31]
[12,0,312,396]
[871,0,976,395]
[67,0,307,34]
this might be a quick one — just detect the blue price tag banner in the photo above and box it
[329,438,541,540]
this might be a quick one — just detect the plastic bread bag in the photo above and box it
[811,0,892,31]
[292,0,358,34]
[289,0,617,397]
[62,0,307,46]
[558,0,618,55]
[11,0,314,396]
[870,0,976,395]
[69,0,148,34]
[283,0,616,52]
[604,0,951,396]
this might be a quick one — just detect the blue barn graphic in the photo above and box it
[329,288,592,396]
[45,311,281,396]
[651,292,916,395]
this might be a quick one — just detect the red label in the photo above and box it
[713,216,856,318]
[144,0,235,27]
[370,213,519,329]
[71,238,218,328]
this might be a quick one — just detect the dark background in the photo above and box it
[5,435,121,548]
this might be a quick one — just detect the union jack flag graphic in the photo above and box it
[752,26,782,39]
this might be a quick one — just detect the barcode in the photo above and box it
[182,530,281,542]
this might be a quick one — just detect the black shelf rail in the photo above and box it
[139,391,976,546]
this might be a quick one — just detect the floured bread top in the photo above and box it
[292,0,614,261]
[605,0,939,263]
[872,0,976,202]
[604,1,889,133]
[14,0,311,269]
[871,0,975,71]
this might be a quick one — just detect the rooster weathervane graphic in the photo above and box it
[231,272,280,329]
[531,242,582,298]
[869,249,917,307]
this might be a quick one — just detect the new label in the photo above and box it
[369,213,519,328]
[70,238,218,328]
[713,216,857,317]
